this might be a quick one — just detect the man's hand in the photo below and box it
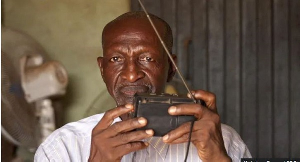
[88,104,154,162]
[162,90,231,162]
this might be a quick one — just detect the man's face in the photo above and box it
[98,18,174,106]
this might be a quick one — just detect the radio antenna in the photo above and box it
[138,0,196,103]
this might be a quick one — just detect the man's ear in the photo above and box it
[97,57,104,76]
[167,54,177,82]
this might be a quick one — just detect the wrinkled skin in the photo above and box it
[89,17,231,162]
[99,18,174,109]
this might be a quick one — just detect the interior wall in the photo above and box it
[3,0,130,124]
[131,0,300,158]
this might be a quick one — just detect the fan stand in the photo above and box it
[35,99,56,143]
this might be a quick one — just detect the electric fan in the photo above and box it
[1,27,68,151]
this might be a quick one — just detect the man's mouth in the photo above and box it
[119,85,150,96]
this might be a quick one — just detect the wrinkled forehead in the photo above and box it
[102,17,166,47]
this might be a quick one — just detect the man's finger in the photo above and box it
[165,129,211,144]
[104,117,148,137]
[165,132,195,144]
[168,104,220,124]
[164,120,219,143]
[93,104,133,132]
[168,104,209,119]
[162,122,192,143]
[187,90,217,111]
[110,129,154,147]
[163,121,205,143]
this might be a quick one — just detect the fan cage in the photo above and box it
[1,52,40,150]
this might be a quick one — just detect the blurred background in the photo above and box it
[131,0,299,159]
[2,0,128,161]
[1,0,300,161]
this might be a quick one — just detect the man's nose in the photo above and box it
[120,62,145,82]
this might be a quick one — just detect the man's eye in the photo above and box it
[110,57,122,62]
[140,57,154,62]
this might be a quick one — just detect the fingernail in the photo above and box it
[145,129,154,135]
[138,117,146,125]
[168,106,176,114]
[163,134,169,141]
[191,91,195,95]
[125,104,133,109]
[144,142,149,146]
[188,91,195,98]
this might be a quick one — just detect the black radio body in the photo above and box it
[132,93,205,136]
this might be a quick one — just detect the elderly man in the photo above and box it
[34,11,251,162]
